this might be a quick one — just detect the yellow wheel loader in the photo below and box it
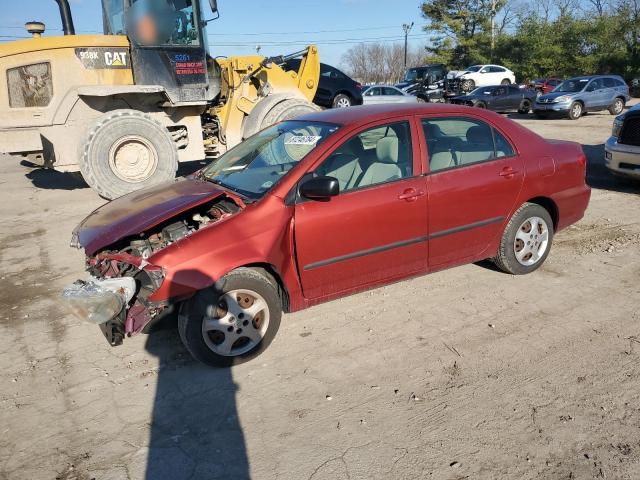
[0,0,320,199]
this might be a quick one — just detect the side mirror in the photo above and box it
[209,0,218,13]
[300,176,339,201]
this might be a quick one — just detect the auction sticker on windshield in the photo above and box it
[285,135,322,145]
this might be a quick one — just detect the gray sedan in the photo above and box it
[362,85,421,105]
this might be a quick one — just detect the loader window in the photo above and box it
[202,121,340,200]
[103,0,125,35]
[126,0,201,46]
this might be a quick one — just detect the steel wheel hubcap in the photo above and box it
[202,289,270,357]
[514,216,549,266]
[336,98,350,108]
[109,135,158,183]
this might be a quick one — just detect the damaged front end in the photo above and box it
[62,182,243,346]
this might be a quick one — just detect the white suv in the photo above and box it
[446,65,516,93]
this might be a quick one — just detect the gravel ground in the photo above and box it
[1,102,639,480]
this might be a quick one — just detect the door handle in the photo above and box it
[499,167,519,179]
[398,188,425,202]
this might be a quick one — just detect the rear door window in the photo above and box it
[422,118,515,172]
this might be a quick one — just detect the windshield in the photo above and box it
[404,68,424,82]
[202,121,340,200]
[125,0,201,46]
[470,87,493,96]
[554,78,589,93]
[465,65,482,72]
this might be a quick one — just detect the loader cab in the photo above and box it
[102,0,221,104]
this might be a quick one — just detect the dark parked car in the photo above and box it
[450,85,537,113]
[534,75,630,120]
[64,104,590,367]
[285,59,363,108]
[529,78,562,96]
[395,64,447,102]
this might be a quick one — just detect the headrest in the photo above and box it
[376,137,399,164]
[466,125,492,144]
[341,136,365,158]
[424,123,443,138]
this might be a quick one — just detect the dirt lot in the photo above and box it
[1,103,639,480]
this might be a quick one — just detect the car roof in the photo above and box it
[297,103,490,125]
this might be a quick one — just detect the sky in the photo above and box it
[0,0,428,68]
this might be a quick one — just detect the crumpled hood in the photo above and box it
[73,178,226,256]
[395,81,412,90]
[447,70,471,79]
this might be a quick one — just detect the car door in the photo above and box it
[383,87,408,103]
[419,115,525,267]
[506,85,523,110]
[294,119,428,300]
[362,87,381,105]
[585,78,606,109]
[491,86,509,110]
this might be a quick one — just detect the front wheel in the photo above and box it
[461,79,475,92]
[568,101,583,120]
[493,203,554,275]
[333,94,353,108]
[474,101,487,109]
[501,78,511,85]
[178,268,282,367]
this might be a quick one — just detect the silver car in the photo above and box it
[362,85,420,105]
[605,103,640,180]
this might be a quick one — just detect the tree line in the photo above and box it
[341,0,639,84]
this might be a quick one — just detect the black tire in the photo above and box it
[80,110,178,200]
[609,97,625,115]
[518,99,531,114]
[567,101,583,120]
[332,93,353,109]
[261,98,319,128]
[474,101,487,109]
[178,268,282,367]
[493,202,554,275]
[501,78,511,85]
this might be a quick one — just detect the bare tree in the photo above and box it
[340,43,426,84]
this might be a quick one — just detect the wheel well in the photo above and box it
[243,263,291,312]
[614,95,626,103]
[526,197,559,230]
[334,91,353,99]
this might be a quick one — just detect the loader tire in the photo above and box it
[80,110,178,200]
[260,98,319,130]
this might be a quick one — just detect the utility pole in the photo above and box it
[490,0,497,61]
[402,22,414,69]
[255,45,262,55]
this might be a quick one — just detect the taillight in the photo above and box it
[578,153,586,168]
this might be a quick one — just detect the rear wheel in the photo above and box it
[178,268,282,367]
[261,98,319,128]
[80,110,178,200]
[518,99,531,114]
[609,97,625,115]
[494,203,554,275]
[332,93,353,108]
[501,78,511,85]
[568,101,583,120]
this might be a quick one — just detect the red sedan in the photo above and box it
[63,104,591,367]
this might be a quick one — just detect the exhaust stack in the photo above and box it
[54,0,75,35]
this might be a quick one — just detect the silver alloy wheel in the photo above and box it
[613,99,624,114]
[514,216,550,266]
[201,289,270,357]
[336,97,351,108]
[571,103,582,118]
[108,135,159,183]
